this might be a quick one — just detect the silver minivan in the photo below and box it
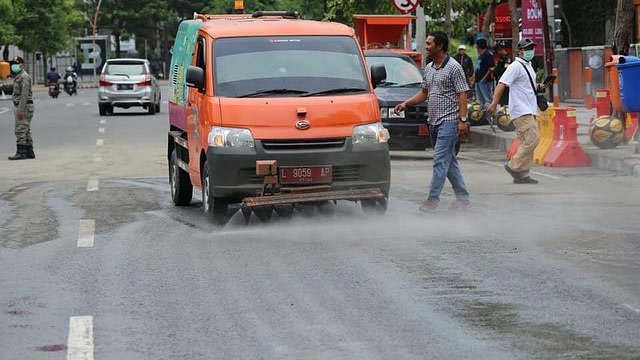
[98,58,161,115]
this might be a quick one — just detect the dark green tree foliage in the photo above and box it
[560,0,617,47]
[203,0,323,18]
[14,0,81,56]
[169,0,208,19]
[0,0,19,60]
[324,0,394,25]
[126,0,176,55]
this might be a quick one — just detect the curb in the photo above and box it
[469,126,640,176]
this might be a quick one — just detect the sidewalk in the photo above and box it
[469,102,640,176]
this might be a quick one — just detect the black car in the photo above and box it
[364,50,430,150]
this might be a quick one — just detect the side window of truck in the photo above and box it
[195,36,206,92]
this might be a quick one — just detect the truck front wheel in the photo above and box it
[202,160,229,224]
[170,149,193,206]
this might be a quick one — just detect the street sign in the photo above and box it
[391,0,419,13]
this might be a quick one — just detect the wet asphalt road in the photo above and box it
[0,87,639,359]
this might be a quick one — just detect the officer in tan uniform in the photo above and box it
[8,56,35,160]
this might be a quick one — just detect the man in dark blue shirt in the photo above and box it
[474,38,495,108]
[46,67,61,85]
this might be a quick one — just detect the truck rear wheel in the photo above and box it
[202,160,229,224]
[170,149,192,206]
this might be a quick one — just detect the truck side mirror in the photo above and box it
[370,64,386,89]
[186,66,205,92]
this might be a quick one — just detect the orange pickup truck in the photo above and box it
[167,11,391,223]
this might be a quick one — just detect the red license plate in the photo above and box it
[279,166,332,185]
[418,124,428,136]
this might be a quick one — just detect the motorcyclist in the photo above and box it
[46,67,61,90]
[63,66,78,94]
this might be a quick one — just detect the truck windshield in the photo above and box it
[364,55,423,87]
[213,36,370,97]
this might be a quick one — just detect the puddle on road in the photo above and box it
[69,183,161,235]
[455,299,639,359]
[0,183,58,248]
[387,243,640,359]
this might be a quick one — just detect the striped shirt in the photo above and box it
[421,56,469,125]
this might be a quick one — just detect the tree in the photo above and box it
[0,0,19,61]
[612,0,634,55]
[560,0,617,47]
[13,0,83,74]
[509,0,518,55]
[444,0,452,38]
[169,0,207,20]
[324,0,394,25]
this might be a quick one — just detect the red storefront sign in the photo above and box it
[521,0,545,56]
[493,2,513,54]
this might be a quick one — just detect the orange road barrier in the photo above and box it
[625,112,639,142]
[534,107,556,164]
[506,137,519,160]
[543,107,590,167]
[552,68,560,107]
[594,89,611,117]
[584,67,593,109]
[508,107,555,162]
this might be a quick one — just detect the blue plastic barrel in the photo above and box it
[617,56,640,112]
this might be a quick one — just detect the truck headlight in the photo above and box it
[208,126,255,148]
[381,107,404,118]
[352,122,390,146]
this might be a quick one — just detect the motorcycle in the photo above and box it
[64,74,77,96]
[48,81,60,99]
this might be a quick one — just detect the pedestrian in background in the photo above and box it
[8,56,35,161]
[453,44,474,91]
[487,38,545,184]
[394,31,471,211]
[474,38,495,108]
[493,44,512,106]
[74,62,83,80]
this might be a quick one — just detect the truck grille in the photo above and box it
[261,138,346,151]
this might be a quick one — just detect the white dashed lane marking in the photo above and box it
[98,127,105,133]
[87,177,99,192]
[77,220,95,247]
[623,303,640,314]
[67,316,94,360]
[96,139,104,146]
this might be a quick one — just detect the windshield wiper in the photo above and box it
[376,81,398,87]
[237,89,309,98]
[396,82,423,87]
[302,87,367,97]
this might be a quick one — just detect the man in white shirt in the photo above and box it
[487,38,544,184]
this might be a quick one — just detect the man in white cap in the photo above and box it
[487,38,547,184]
[453,44,474,89]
